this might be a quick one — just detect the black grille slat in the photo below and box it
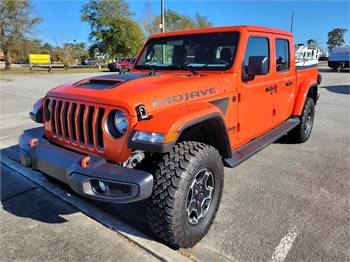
[96,108,105,149]
[44,99,50,121]
[56,101,63,137]
[63,102,69,140]
[70,103,77,142]
[51,100,57,135]
[78,104,85,145]
[87,106,95,146]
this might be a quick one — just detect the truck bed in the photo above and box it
[296,65,319,87]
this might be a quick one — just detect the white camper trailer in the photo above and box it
[295,45,322,67]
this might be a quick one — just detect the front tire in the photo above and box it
[147,141,224,248]
[287,97,315,143]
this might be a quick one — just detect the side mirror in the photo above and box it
[247,56,269,76]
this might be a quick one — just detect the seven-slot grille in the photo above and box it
[45,98,105,151]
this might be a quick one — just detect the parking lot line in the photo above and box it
[270,225,298,262]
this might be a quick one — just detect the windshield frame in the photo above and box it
[134,31,240,72]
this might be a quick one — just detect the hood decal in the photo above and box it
[152,87,217,107]
[74,73,153,90]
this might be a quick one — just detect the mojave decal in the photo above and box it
[152,87,217,107]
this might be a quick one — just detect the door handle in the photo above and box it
[265,86,276,92]
[285,81,294,86]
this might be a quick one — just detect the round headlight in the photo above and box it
[114,110,128,135]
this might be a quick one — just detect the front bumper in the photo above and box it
[19,127,153,203]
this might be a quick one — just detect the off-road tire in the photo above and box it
[119,66,125,74]
[147,141,224,248]
[287,97,315,143]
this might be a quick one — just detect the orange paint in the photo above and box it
[40,26,318,163]
[29,138,39,148]
[81,156,91,169]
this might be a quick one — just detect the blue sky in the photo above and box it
[33,0,350,50]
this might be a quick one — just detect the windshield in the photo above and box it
[135,32,240,71]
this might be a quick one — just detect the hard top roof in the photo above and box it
[150,25,293,39]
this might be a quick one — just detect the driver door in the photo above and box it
[237,35,275,142]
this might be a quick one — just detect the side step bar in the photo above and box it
[224,117,300,168]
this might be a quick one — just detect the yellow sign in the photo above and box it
[29,54,51,65]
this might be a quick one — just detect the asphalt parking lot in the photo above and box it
[1,68,349,261]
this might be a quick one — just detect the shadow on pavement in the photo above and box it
[318,68,331,73]
[91,200,152,235]
[326,85,350,95]
[1,161,76,224]
[1,143,153,237]
[319,68,350,73]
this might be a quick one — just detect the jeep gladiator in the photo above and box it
[20,26,320,248]
[108,57,136,73]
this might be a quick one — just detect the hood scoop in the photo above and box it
[74,78,124,90]
[73,73,153,90]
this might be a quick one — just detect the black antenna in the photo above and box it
[290,11,294,33]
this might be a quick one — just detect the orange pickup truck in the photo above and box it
[20,25,320,248]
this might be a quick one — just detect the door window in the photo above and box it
[243,37,270,74]
[275,39,290,72]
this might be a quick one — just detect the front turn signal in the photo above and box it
[164,131,178,143]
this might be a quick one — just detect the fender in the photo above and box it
[292,79,318,116]
[128,102,231,156]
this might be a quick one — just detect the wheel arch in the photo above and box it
[128,104,232,159]
[292,80,318,116]
[176,114,232,159]
[307,84,318,105]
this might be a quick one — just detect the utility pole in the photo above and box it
[290,11,294,33]
[161,0,165,63]
[161,0,165,33]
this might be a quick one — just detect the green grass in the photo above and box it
[0,66,109,75]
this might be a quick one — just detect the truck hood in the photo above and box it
[47,72,222,116]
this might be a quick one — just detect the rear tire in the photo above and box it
[147,141,224,248]
[286,97,315,143]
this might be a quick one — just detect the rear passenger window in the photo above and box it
[243,37,270,74]
[275,39,290,72]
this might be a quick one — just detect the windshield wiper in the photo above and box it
[178,64,199,75]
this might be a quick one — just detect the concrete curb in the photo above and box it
[1,155,191,262]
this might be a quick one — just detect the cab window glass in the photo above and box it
[243,37,269,74]
[275,39,290,72]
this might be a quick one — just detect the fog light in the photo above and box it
[90,179,132,197]
[91,180,110,194]
[98,181,108,193]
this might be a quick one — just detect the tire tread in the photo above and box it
[147,141,223,248]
